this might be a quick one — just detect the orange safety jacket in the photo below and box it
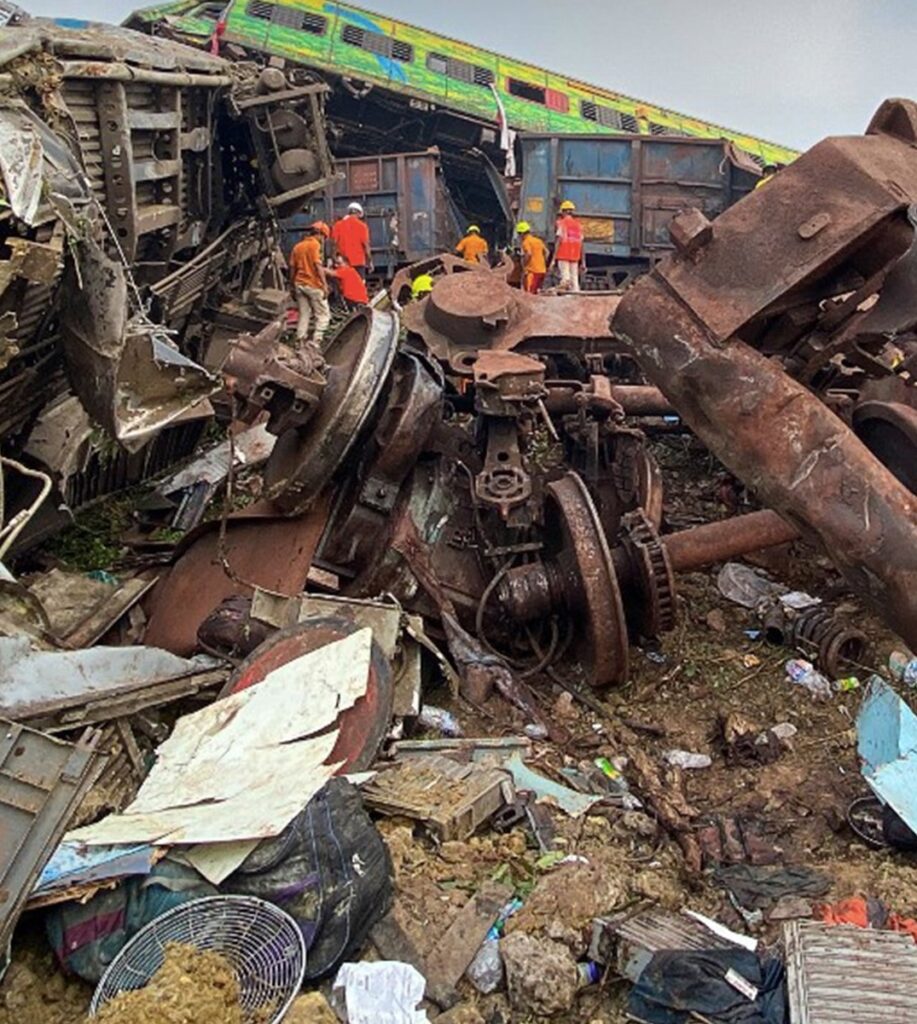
[555,215,584,262]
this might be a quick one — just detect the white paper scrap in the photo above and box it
[333,961,429,1024]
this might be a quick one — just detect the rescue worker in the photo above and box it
[550,199,585,292]
[331,201,373,279]
[516,221,548,294]
[326,253,369,311]
[455,224,489,264]
[411,273,435,300]
[755,163,778,189]
[289,221,331,344]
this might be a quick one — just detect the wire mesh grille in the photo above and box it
[90,896,306,1022]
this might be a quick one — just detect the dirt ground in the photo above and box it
[0,435,912,1023]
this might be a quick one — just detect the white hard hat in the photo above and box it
[348,202,364,215]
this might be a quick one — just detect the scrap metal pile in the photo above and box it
[0,10,332,543]
[0,17,916,1015]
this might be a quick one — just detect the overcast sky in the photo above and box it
[21,0,917,151]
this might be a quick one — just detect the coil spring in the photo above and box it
[790,606,867,678]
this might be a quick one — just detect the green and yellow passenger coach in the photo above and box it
[129,0,797,168]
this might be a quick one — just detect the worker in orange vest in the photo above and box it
[516,221,548,294]
[289,221,331,344]
[326,253,369,311]
[455,224,489,265]
[331,201,373,279]
[550,200,585,292]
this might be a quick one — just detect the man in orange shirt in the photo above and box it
[516,222,548,294]
[288,221,331,344]
[331,202,373,279]
[550,200,585,292]
[455,225,489,265]
[327,254,369,311]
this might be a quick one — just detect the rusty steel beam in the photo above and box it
[663,509,800,573]
[614,275,917,647]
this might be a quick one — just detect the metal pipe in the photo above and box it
[59,61,233,87]
[663,509,800,573]
[544,384,675,416]
[614,275,917,647]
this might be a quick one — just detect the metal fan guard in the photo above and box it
[89,895,306,1022]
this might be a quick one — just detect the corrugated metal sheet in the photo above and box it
[785,920,917,1023]
[592,907,734,981]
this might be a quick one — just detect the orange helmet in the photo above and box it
[310,220,331,238]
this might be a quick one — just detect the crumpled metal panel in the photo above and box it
[856,677,917,838]
[785,919,917,1023]
[657,134,917,343]
[0,721,103,953]
[59,237,217,452]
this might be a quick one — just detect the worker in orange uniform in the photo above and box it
[516,221,548,294]
[551,199,585,292]
[289,221,331,344]
[455,224,489,265]
[326,253,369,311]
[331,201,373,279]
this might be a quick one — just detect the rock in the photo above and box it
[435,1004,486,1024]
[552,691,577,722]
[283,992,337,1024]
[768,895,813,921]
[622,811,658,837]
[501,933,579,1016]
[706,608,727,633]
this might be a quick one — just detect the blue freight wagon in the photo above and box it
[517,133,760,286]
[282,148,464,279]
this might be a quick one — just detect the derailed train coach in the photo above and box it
[0,6,332,549]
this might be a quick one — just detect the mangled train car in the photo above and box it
[0,11,332,547]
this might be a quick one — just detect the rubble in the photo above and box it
[0,9,914,1023]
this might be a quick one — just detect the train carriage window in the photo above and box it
[507,78,546,105]
[247,3,327,34]
[426,52,495,87]
[621,112,639,132]
[246,0,273,20]
[580,100,633,131]
[341,24,414,63]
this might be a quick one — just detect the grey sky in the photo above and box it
[20,0,917,151]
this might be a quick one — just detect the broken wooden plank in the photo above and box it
[424,881,513,992]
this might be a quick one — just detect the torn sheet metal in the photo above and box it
[784,919,917,1022]
[0,636,223,731]
[0,721,103,952]
[857,676,917,836]
[27,569,155,647]
[152,423,276,531]
[59,237,217,453]
[67,630,373,846]
[31,842,157,904]
[505,753,601,818]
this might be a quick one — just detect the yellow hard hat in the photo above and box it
[559,200,576,212]
[411,273,434,299]
[516,221,531,233]
[467,224,481,234]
